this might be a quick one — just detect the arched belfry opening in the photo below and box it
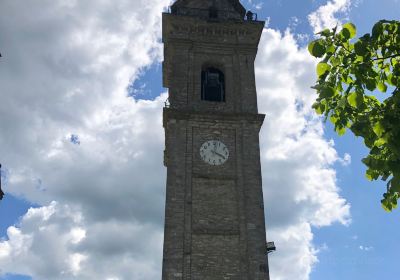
[201,67,225,102]
[209,4,218,19]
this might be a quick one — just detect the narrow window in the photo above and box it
[201,67,225,102]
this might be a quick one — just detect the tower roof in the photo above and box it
[171,0,246,20]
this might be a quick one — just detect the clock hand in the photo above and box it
[212,150,226,160]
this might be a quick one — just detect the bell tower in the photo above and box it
[162,0,269,279]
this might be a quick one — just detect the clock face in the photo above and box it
[200,140,229,166]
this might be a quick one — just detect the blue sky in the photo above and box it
[0,0,399,279]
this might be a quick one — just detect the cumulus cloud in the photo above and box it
[256,29,350,279]
[0,0,170,209]
[0,202,86,278]
[0,1,350,280]
[308,0,352,32]
[0,0,169,279]
[0,202,163,279]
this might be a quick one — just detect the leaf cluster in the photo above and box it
[308,20,400,211]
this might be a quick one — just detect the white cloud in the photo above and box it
[0,1,350,280]
[0,0,169,279]
[0,202,86,278]
[359,245,373,251]
[247,0,264,10]
[267,223,317,280]
[318,243,330,252]
[256,28,350,279]
[69,227,86,244]
[308,0,352,32]
[339,153,352,166]
[0,202,164,279]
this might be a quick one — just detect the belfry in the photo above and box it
[162,0,270,279]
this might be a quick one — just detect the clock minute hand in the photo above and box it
[213,150,226,160]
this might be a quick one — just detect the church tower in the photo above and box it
[162,1,269,279]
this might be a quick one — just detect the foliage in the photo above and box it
[308,20,400,211]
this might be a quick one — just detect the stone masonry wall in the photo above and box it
[162,109,269,280]
[162,3,269,279]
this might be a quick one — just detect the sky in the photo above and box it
[0,0,399,279]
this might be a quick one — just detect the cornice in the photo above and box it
[163,107,265,128]
[163,13,264,46]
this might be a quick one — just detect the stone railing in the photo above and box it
[169,6,243,21]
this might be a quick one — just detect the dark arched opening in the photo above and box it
[209,6,218,19]
[201,67,225,102]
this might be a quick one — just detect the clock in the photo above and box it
[200,140,229,166]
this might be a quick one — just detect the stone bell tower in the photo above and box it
[162,0,269,279]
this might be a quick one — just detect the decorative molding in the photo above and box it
[164,108,265,127]
[163,14,264,45]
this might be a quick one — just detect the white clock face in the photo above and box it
[200,140,229,166]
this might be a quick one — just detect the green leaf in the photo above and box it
[354,40,368,56]
[336,126,346,136]
[387,74,398,86]
[355,55,364,63]
[374,137,387,147]
[341,28,351,39]
[377,82,387,92]
[308,40,326,58]
[366,168,380,181]
[366,169,374,181]
[391,176,400,192]
[330,115,338,124]
[330,56,340,66]
[320,86,335,98]
[345,75,354,84]
[372,22,383,39]
[391,197,398,209]
[326,44,336,54]
[365,164,380,180]
[347,91,364,108]
[373,122,384,137]
[365,78,376,91]
[312,102,324,115]
[338,96,347,108]
[343,23,357,39]
[382,199,392,212]
[318,28,331,36]
[316,62,331,77]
